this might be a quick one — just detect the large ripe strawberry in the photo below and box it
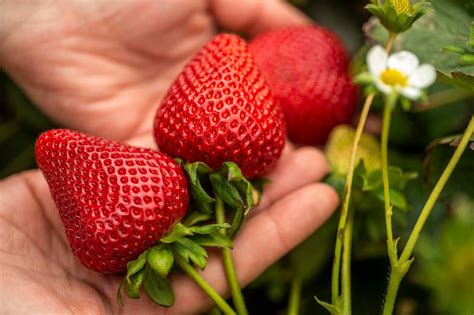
[249,26,358,145]
[153,34,286,179]
[35,129,189,273]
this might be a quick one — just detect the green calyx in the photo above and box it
[117,221,233,307]
[184,161,258,238]
[366,0,431,34]
[117,161,257,308]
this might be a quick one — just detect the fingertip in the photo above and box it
[293,146,330,177]
[307,182,340,221]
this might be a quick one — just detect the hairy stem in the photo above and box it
[381,99,396,265]
[287,274,302,315]
[341,206,354,315]
[330,33,396,309]
[175,254,236,315]
[331,92,375,305]
[382,116,474,315]
[215,197,248,315]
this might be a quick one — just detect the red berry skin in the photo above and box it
[35,129,189,273]
[249,26,358,145]
[153,34,286,179]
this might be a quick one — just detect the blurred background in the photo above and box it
[0,0,473,314]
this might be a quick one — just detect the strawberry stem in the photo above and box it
[382,116,474,315]
[174,253,236,315]
[331,92,375,307]
[341,205,354,315]
[215,196,249,315]
[329,33,397,312]
[287,274,302,315]
[381,98,398,266]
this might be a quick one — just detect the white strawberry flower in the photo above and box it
[367,45,436,100]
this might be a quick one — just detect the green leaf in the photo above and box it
[143,266,175,307]
[210,172,243,209]
[126,250,148,283]
[314,296,341,314]
[374,188,409,210]
[160,223,193,243]
[174,238,208,270]
[124,269,145,299]
[182,211,212,226]
[210,162,254,214]
[324,173,346,198]
[184,162,215,214]
[188,223,230,234]
[147,244,174,278]
[191,231,234,248]
[229,206,246,238]
[427,132,474,152]
[366,0,474,90]
[117,281,125,306]
[362,166,418,192]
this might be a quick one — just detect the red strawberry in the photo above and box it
[249,26,358,145]
[153,34,285,179]
[35,129,189,273]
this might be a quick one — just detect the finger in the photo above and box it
[255,146,330,212]
[167,182,338,314]
[211,0,311,37]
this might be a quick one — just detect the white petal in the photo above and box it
[367,45,388,77]
[387,51,419,76]
[400,86,421,100]
[408,64,437,88]
[374,78,392,95]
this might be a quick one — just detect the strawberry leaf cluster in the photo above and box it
[118,222,232,307]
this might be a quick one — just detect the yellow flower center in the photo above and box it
[389,0,413,14]
[380,68,408,87]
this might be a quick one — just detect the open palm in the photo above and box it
[0,1,338,314]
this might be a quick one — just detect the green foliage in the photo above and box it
[424,135,474,197]
[411,195,474,314]
[0,73,55,178]
[366,0,474,90]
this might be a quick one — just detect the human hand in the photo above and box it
[0,1,338,314]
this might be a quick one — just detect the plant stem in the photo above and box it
[175,254,236,315]
[400,116,474,262]
[381,99,396,265]
[288,275,302,315]
[331,92,375,305]
[382,116,474,315]
[215,197,248,315]
[341,206,354,315]
[382,268,404,315]
[385,33,396,53]
[329,33,396,309]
